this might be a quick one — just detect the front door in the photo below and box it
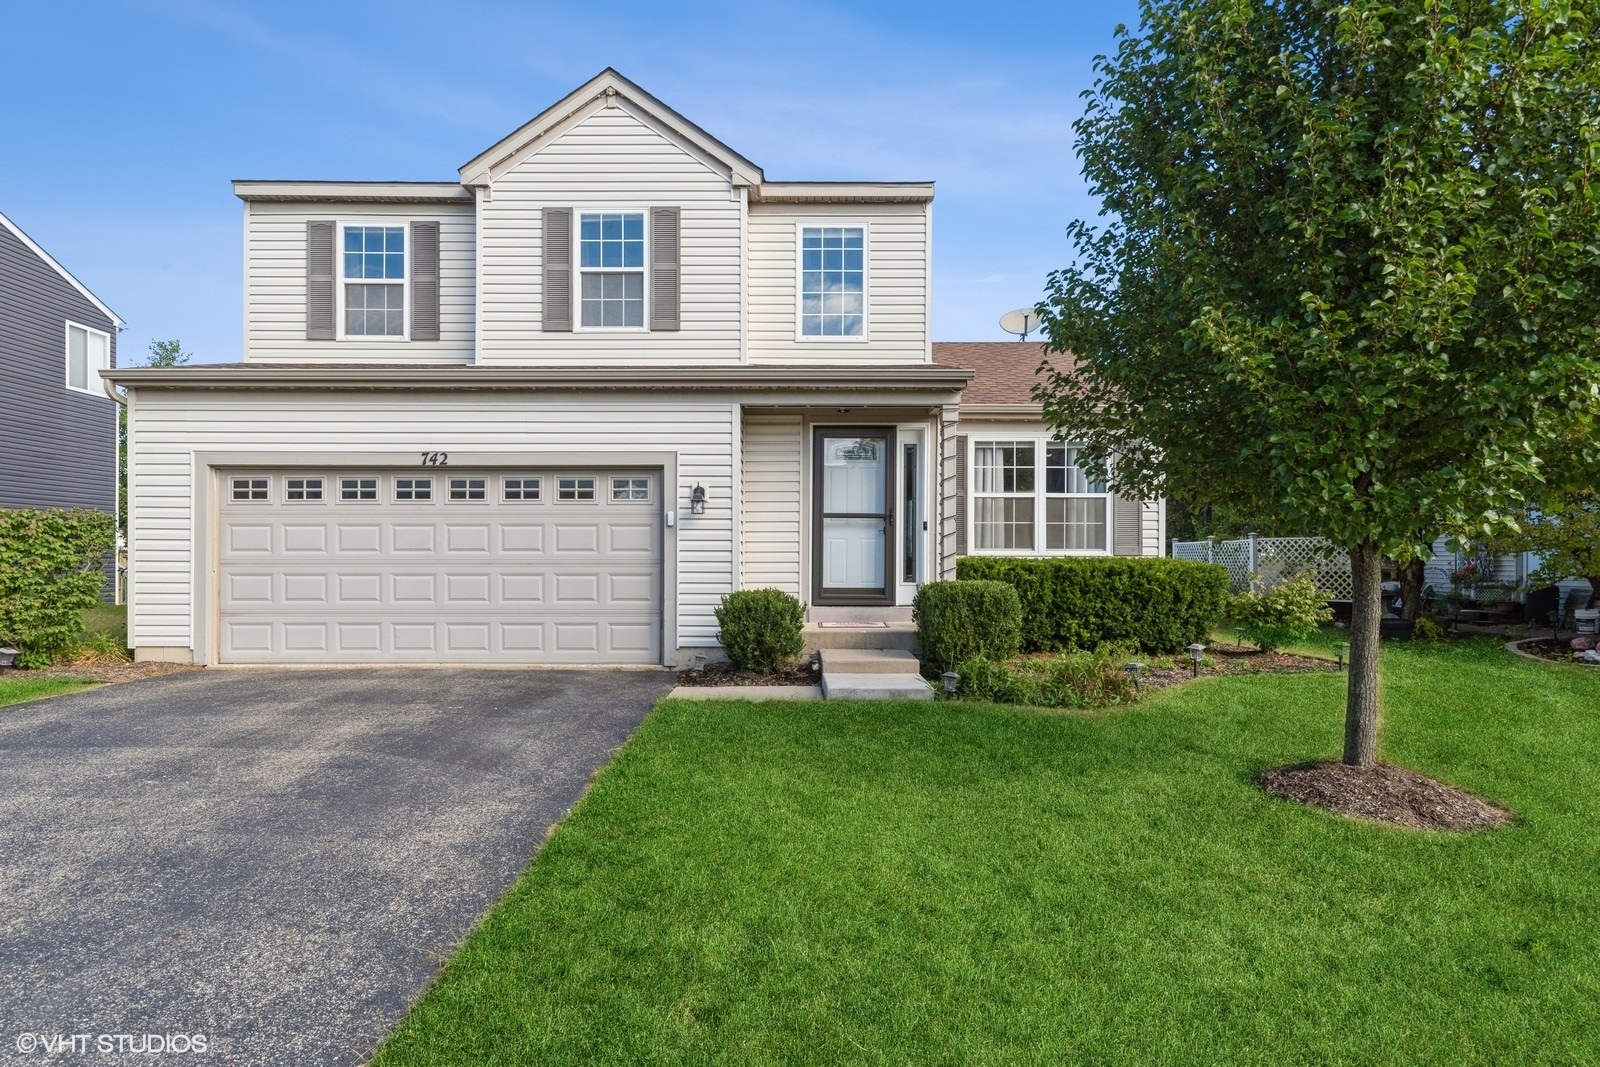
[813,427,896,605]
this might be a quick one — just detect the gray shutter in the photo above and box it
[953,434,968,560]
[306,221,335,340]
[409,221,440,341]
[1112,496,1142,555]
[650,206,681,331]
[542,207,573,332]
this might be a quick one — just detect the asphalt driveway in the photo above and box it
[0,667,673,1065]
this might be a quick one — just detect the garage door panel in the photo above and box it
[229,525,273,553]
[282,525,328,554]
[391,525,436,552]
[219,469,661,664]
[337,525,382,553]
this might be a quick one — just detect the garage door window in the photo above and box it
[340,477,378,501]
[448,477,487,501]
[286,477,324,502]
[557,476,596,501]
[611,477,650,501]
[395,477,432,501]
[231,477,269,502]
[503,477,541,501]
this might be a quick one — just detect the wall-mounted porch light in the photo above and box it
[690,484,707,515]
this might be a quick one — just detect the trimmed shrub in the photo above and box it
[0,508,116,668]
[1228,573,1334,652]
[715,588,805,672]
[955,645,1139,708]
[913,580,1023,672]
[955,556,1229,654]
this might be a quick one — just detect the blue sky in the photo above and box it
[1,0,1140,365]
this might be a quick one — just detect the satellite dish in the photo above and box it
[1000,307,1044,341]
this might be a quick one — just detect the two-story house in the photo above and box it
[109,70,1162,667]
[1,209,121,593]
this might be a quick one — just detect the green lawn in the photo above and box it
[375,639,1600,1065]
[0,676,94,708]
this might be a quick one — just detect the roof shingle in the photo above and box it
[933,342,1074,405]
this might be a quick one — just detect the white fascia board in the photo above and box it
[232,181,473,203]
[752,182,936,204]
[0,210,123,327]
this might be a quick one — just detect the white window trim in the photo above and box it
[794,219,870,343]
[968,436,1113,557]
[283,475,328,504]
[573,208,651,334]
[337,475,382,503]
[555,475,599,502]
[64,320,111,396]
[446,475,490,504]
[335,221,410,342]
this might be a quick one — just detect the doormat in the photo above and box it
[816,621,891,628]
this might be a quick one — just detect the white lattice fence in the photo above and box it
[1171,536,1352,598]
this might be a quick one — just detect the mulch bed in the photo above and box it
[1258,761,1512,832]
[675,661,818,687]
[24,661,201,684]
[1136,646,1339,693]
[1511,638,1600,666]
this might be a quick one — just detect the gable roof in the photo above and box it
[933,342,1072,405]
[459,68,766,188]
[0,210,122,327]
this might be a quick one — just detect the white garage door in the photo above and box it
[217,469,662,663]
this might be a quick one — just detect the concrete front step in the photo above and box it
[820,672,936,701]
[808,605,915,624]
[802,621,919,653]
[819,648,922,675]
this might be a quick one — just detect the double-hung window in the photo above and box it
[799,225,865,338]
[579,212,645,328]
[65,322,111,394]
[342,225,405,337]
[972,439,1109,554]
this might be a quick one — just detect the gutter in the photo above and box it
[104,363,974,394]
[101,371,126,406]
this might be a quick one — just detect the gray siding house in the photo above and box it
[0,210,122,581]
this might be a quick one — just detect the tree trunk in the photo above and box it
[1398,558,1426,621]
[1344,542,1383,768]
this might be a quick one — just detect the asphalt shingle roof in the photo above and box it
[933,341,1074,405]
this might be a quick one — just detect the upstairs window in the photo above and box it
[342,225,405,337]
[799,226,865,338]
[66,322,111,394]
[579,212,644,328]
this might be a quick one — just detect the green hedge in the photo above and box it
[913,580,1023,672]
[954,556,1229,654]
[0,508,116,668]
[715,588,805,672]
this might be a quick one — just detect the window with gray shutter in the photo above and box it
[409,221,440,341]
[542,207,573,332]
[1112,496,1142,555]
[305,221,335,340]
[650,206,681,331]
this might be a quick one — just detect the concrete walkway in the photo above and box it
[0,667,672,1065]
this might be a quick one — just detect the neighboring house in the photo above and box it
[0,210,122,595]
[109,70,1162,667]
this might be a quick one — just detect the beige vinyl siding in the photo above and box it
[477,106,743,363]
[244,201,475,363]
[738,415,803,596]
[126,391,735,652]
[747,201,929,364]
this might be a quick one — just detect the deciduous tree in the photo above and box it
[1036,0,1600,767]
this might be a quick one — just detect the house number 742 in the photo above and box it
[420,452,449,466]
